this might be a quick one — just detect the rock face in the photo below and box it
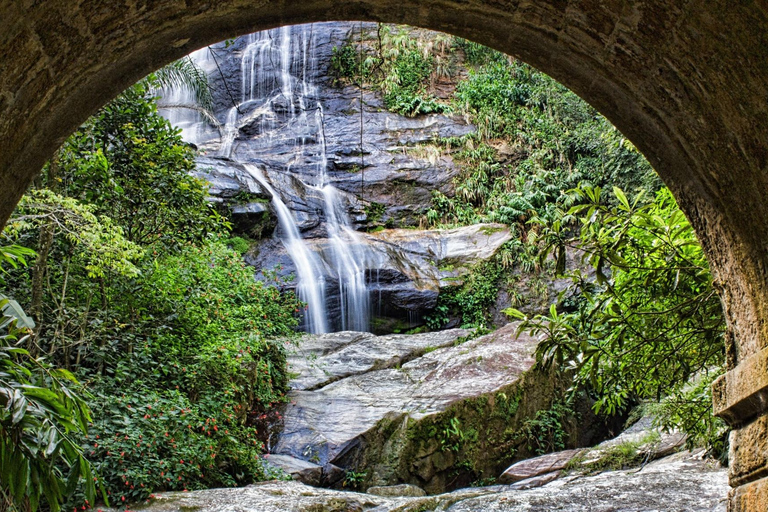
[264,323,613,494]
[189,22,474,231]
[177,22,489,333]
[117,450,727,512]
[195,23,474,228]
[246,223,512,331]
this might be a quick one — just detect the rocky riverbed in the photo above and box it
[129,449,728,511]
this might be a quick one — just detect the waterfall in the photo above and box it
[218,106,239,158]
[163,25,373,333]
[320,185,371,331]
[243,164,330,334]
[315,104,370,332]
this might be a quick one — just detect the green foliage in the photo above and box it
[438,417,477,453]
[511,400,571,455]
[82,382,268,503]
[427,261,503,329]
[510,186,725,453]
[58,82,221,249]
[330,44,360,85]
[8,189,144,278]
[342,469,367,490]
[1,81,303,507]
[568,432,661,473]
[647,371,729,462]
[364,202,386,225]
[223,236,251,255]
[453,38,506,67]
[0,250,101,512]
[0,246,35,286]
[61,240,300,504]
[144,57,214,113]
[133,241,299,359]
[426,55,659,232]
[331,25,451,117]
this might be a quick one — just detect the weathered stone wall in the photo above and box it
[3,2,768,508]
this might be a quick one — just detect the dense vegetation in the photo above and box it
[0,81,301,511]
[0,23,729,510]
[333,26,726,458]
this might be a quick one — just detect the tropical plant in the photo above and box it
[507,186,727,455]
[0,246,101,512]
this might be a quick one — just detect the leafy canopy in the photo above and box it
[58,83,220,249]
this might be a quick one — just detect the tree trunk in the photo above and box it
[29,152,60,355]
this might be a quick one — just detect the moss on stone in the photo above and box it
[333,364,589,495]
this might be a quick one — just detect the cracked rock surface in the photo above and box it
[271,324,538,470]
[133,450,727,512]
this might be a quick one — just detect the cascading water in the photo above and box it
[243,164,330,334]
[315,105,370,332]
[165,25,373,333]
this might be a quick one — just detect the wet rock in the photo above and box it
[197,22,474,229]
[124,451,727,512]
[193,156,270,201]
[230,201,275,237]
[570,415,689,472]
[262,454,346,487]
[507,471,562,490]
[248,223,512,332]
[363,223,513,289]
[288,328,472,391]
[366,484,427,497]
[272,323,552,492]
[263,454,324,486]
[498,449,583,484]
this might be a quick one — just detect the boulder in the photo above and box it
[568,415,688,473]
[262,454,324,486]
[498,449,583,484]
[261,454,346,487]
[269,323,598,493]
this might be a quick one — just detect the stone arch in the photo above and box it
[2,2,767,508]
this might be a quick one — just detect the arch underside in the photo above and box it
[2,1,768,508]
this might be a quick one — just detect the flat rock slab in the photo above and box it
[132,451,727,512]
[498,449,584,484]
[288,328,472,391]
[273,323,538,467]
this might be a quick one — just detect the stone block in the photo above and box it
[729,476,768,512]
[713,345,768,426]
[729,414,768,487]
